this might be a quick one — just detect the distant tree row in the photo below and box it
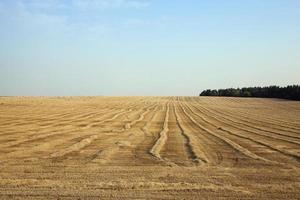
[199,85,300,100]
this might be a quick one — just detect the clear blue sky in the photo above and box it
[0,0,299,96]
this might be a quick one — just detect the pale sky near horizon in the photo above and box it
[0,0,299,96]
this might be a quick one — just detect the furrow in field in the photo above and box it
[179,99,268,164]
[185,99,300,163]
[132,104,166,165]
[0,108,90,128]
[196,96,300,129]
[183,102,286,164]
[159,102,199,166]
[81,108,132,129]
[205,97,300,128]
[49,135,100,158]
[0,109,103,140]
[93,104,160,166]
[50,102,157,162]
[175,101,241,166]
[84,103,138,129]
[123,104,156,130]
[192,98,300,139]
[217,127,299,165]
[0,102,147,161]
[224,108,300,132]
[193,99,300,159]
[173,103,208,164]
[149,102,170,161]
[0,108,126,149]
[84,103,160,165]
[190,97,300,144]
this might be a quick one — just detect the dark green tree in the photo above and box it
[200,85,299,100]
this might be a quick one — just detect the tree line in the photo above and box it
[199,85,300,100]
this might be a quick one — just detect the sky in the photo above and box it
[0,0,299,96]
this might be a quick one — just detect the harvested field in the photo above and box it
[0,96,299,199]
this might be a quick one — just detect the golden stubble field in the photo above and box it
[0,96,299,199]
